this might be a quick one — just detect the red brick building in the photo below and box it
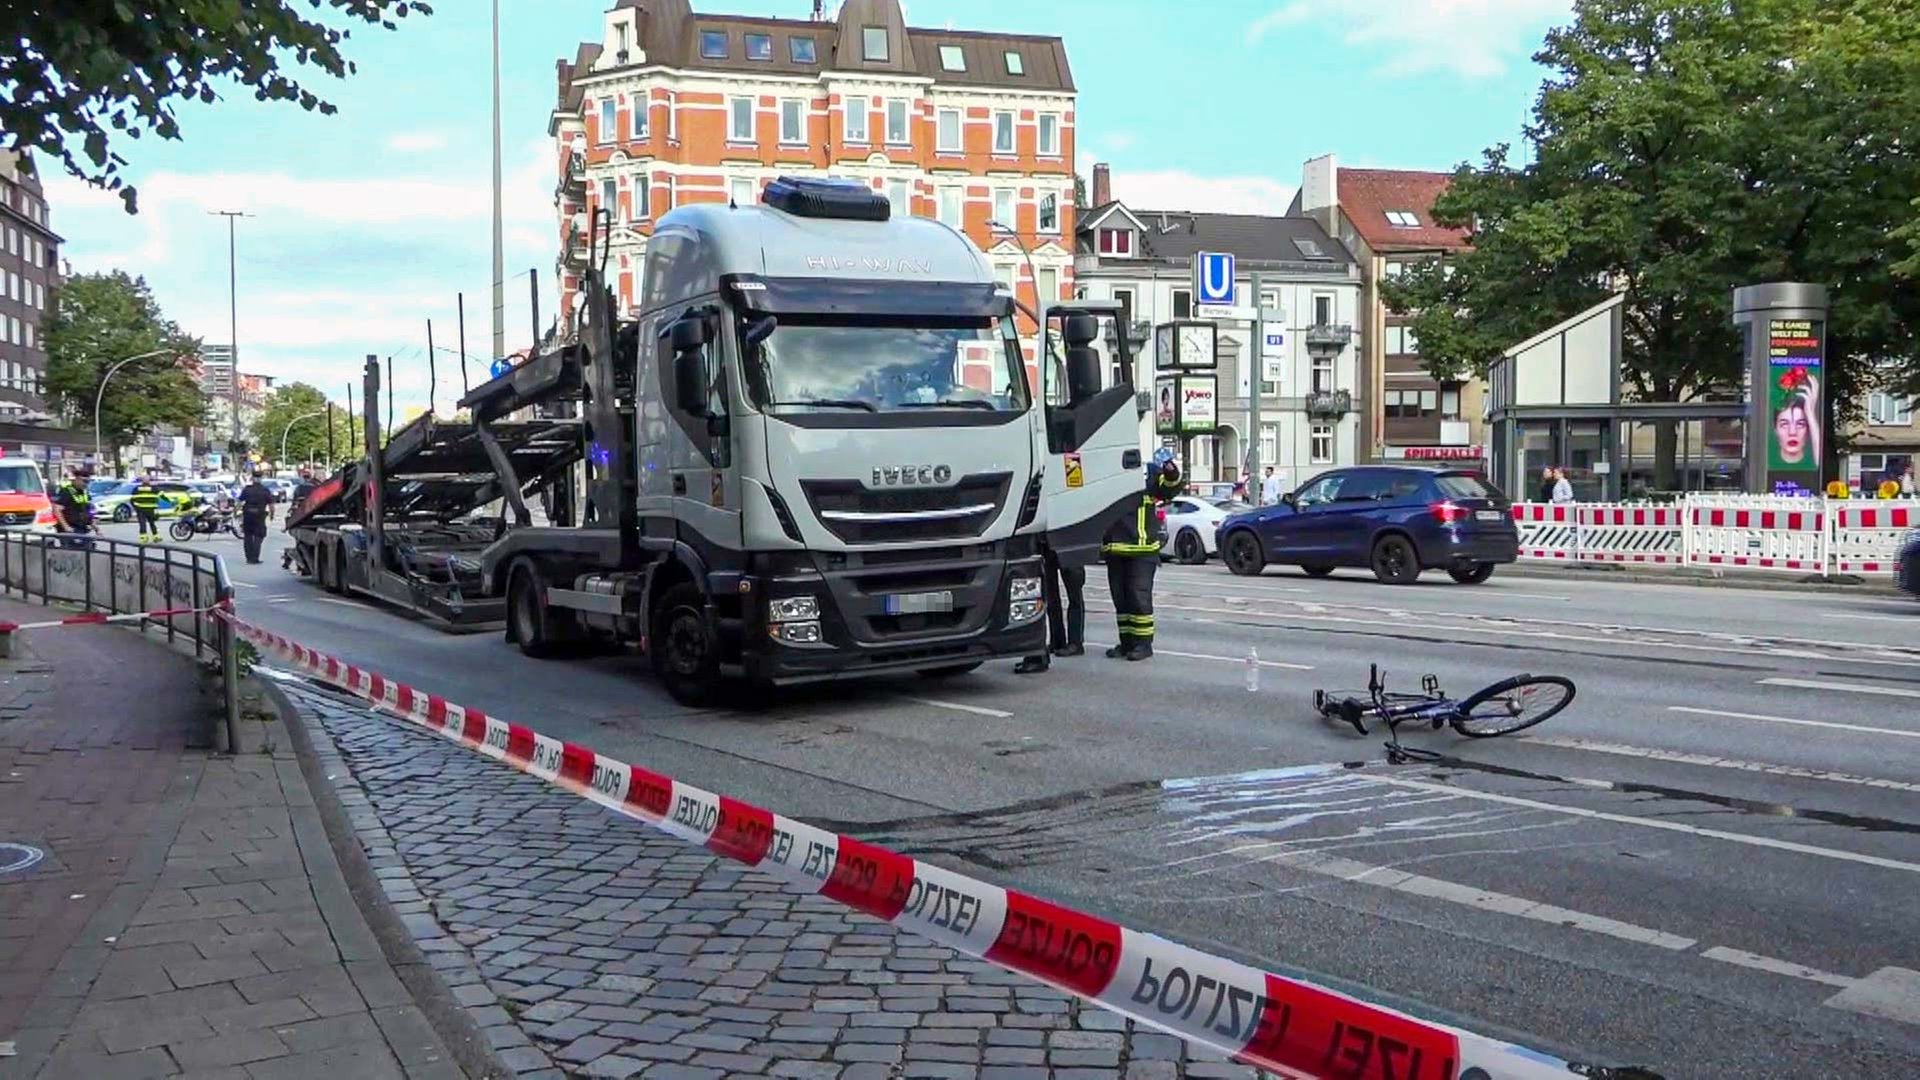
[550,0,1076,348]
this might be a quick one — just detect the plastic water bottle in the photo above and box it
[1244,645,1260,693]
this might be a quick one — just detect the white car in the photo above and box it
[1162,496,1246,564]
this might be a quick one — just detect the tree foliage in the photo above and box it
[251,383,353,469]
[1389,0,1920,460]
[0,1,432,212]
[43,271,205,470]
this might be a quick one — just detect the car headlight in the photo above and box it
[768,595,819,622]
[1009,598,1044,625]
[770,620,823,644]
[1008,576,1043,601]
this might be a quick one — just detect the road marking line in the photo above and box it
[1826,967,1920,1027]
[267,597,297,605]
[1359,774,1920,876]
[230,581,258,589]
[1821,612,1915,623]
[903,696,1012,719]
[1670,705,1920,740]
[1700,946,1854,988]
[1761,676,1920,700]
[1085,640,1313,671]
[315,597,360,608]
[1530,736,1920,793]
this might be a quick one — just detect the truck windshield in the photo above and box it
[750,315,1029,415]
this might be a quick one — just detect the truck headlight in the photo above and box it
[1009,599,1044,625]
[1008,576,1043,601]
[771,620,823,644]
[768,595,819,623]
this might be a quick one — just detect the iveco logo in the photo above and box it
[871,464,953,488]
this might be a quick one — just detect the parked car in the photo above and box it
[94,479,199,522]
[0,457,57,531]
[262,477,296,502]
[1217,466,1520,585]
[1898,527,1919,599]
[1162,496,1242,564]
[188,479,234,508]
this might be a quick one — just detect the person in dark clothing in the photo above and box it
[1536,467,1557,504]
[1013,544,1086,675]
[237,474,274,564]
[1101,449,1183,661]
[54,467,94,547]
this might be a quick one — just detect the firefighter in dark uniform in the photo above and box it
[1101,448,1183,661]
[54,467,94,546]
[130,473,163,543]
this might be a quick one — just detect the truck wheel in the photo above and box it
[652,583,719,707]
[508,565,561,659]
[917,662,983,679]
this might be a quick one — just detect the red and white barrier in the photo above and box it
[1510,503,1578,561]
[1684,500,1827,573]
[221,610,1591,1080]
[1831,502,1917,574]
[1573,505,1682,565]
[0,605,210,635]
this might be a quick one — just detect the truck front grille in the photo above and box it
[801,473,1010,544]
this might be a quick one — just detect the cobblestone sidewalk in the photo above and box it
[286,679,1265,1080]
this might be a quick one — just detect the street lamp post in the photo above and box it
[279,410,327,471]
[93,348,170,468]
[986,219,1039,315]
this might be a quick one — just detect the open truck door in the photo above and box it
[1031,300,1147,566]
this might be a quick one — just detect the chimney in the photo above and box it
[1091,162,1111,207]
[1301,154,1337,213]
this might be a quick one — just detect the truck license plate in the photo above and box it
[883,591,954,615]
[1476,510,1503,521]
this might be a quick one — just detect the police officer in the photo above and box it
[1101,448,1182,661]
[237,473,274,564]
[54,467,93,545]
[129,472,163,543]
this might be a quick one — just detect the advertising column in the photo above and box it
[1732,283,1829,496]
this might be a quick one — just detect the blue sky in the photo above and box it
[45,0,1569,417]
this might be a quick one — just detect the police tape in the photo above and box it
[220,609,1630,1080]
[0,604,213,634]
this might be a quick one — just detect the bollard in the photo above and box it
[220,601,241,754]
[0,623,14,659]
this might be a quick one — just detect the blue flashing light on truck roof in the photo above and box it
[761,176,891,221]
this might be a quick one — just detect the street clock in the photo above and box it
[1154,321,1218,371]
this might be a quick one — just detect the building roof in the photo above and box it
[1079,205,1355,271]
[558,0,1071,106]
[1334,168,1470,252]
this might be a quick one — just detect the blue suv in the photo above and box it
[1217,466,1520,585]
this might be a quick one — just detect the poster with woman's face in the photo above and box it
[1766,320,1823,481]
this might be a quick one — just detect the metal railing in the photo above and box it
[0,531,240,749]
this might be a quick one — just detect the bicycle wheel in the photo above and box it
[1451,675,1575,738]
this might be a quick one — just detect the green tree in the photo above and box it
[43,271,205,473]
[1389,0,1920,484]
[1,1,432,212]
[251,383,353,470]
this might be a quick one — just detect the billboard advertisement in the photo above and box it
[1765,317,1824,494]
[1179,377,1217,433]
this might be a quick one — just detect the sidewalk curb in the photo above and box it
[262,676,511,1080]
[1502,562,1905,596]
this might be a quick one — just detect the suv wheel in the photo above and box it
[1370,535,1420,585]
[1448,561,1495,585]
[1224,531,1266,576]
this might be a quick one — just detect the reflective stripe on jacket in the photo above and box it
[1101,495,1164,557]
[129,484,161,509]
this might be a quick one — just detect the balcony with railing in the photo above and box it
[1305,389,1352,418]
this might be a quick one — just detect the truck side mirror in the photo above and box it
[666,317,711,417]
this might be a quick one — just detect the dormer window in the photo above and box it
[862,26,888,61]
[614,23,629,61]
[1385,209,1421,228]
[790,36,816,64]
[700,30,728,59]
[939,45,965,71]
[1097,228,1133,257]
[745,33,772,61]
[1004,51,1025,75]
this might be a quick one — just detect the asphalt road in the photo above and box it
[163,520,1920,1078]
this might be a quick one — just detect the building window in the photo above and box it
[936,108,961,152]
[1111,287,1134,329]
[1868,391,1914,426]
[666,91,677,140]
[1096,227,1133,257]
[22,323,31,350]
[629,97,649,139]
[939,45,965,71]
[1293,237,1328,260]
[1312,353,1334,394]
[1311,424,1334,463]
[937,185,963,227]
[744,32,772,61]
[1037,193,1058,234]
[1037,267,1058,307]
[790,36,816,64]
[730,176,755,206]
[1384,325,1419,356]
[634,174,651,219]
[700,30,728,59]
[1441,387,1461,419]
[1384,260,1406,278]
[885,99,909,144]
[1004,50,1025,75]
[992,187,1014,227]
[993,110,1014,154]
[780,99,804,144]
[600,178,616,220]
[1385,210,1420,228]
[1037,114,1058,156]
[1172,289,1192,320]
[994,263,1016,293]
[729,96,754,141]
[862,26,888,61]
[844,98,869,143]
[1313,293,1333,327]
[598,98,615,143]
[887,179,910,217]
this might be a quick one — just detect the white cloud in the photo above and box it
[1102,132,1138,152]
[1109,171,1296,216]
[1248,0,1568,79]
[386,131,450,153]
